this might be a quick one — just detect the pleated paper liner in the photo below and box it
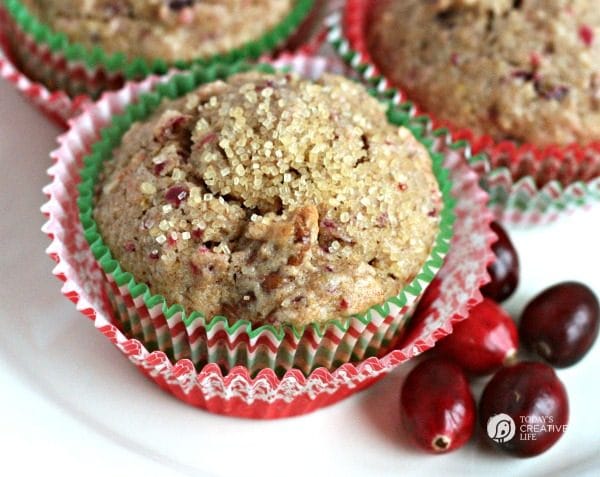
[0,6,92,126]
[42,55,493,418]
[327,0,600,226]
[282,0,331,56]
[1,0,316,99]
[76,62,455,377]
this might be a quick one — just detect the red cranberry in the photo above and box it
[529,51,541,68]
[435,298,518,375]
[164,185,189,208]
[511,69,536,82]
[321,218,336,231]
[481,221,519,302]
[191,228,204,240]
[479,362,569,457]
[197,132,217,148]
[519,282,599,368]
[579,25,594,47]
[535,81,570,101]
[189,262,200,275]
[400,358,475,453]
[254,79,276,92]
[153,161,167,176]
[168,0,194,11]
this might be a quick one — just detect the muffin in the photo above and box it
[93,71,443,327]
[20,0,294,62]
[366,0,600,147]
[45,57,494,417]
[2,0,315,97]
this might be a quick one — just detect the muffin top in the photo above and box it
[21,0,293,62]
[367,0,600,146]
[94,72,442,326]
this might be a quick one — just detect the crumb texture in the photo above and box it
[94,72,441,326]
[367,0,600,146]
[22,0,293,61]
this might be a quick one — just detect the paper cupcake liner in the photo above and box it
[42,55,493,418]
[0,7,91,127]
[75,61,454,377]
[284,0,348,58]
[2,0,315,99]
[280,0,329,56]
[327,0,600,226]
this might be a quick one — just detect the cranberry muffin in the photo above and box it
[94,71,442,326]
[20,0,294,61]
[367,0,600,146]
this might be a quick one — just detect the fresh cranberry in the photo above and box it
[435,298,518,375]
[479,362,569,457]
[520,282,599,368]
[481,221,519,302]
[400,358,475,453]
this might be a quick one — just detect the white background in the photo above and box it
[1,78,599,476]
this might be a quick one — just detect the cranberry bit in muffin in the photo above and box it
[168,0,195,11]
[579,25,594,47]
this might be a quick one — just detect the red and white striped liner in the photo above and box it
[283,0,332,56]
[0,10,91,127]
[41,54,495,418]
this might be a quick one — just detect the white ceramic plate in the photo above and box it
[1,79,599,477]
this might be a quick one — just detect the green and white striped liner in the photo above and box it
[482,165,600,224]
[77,61,455,377]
